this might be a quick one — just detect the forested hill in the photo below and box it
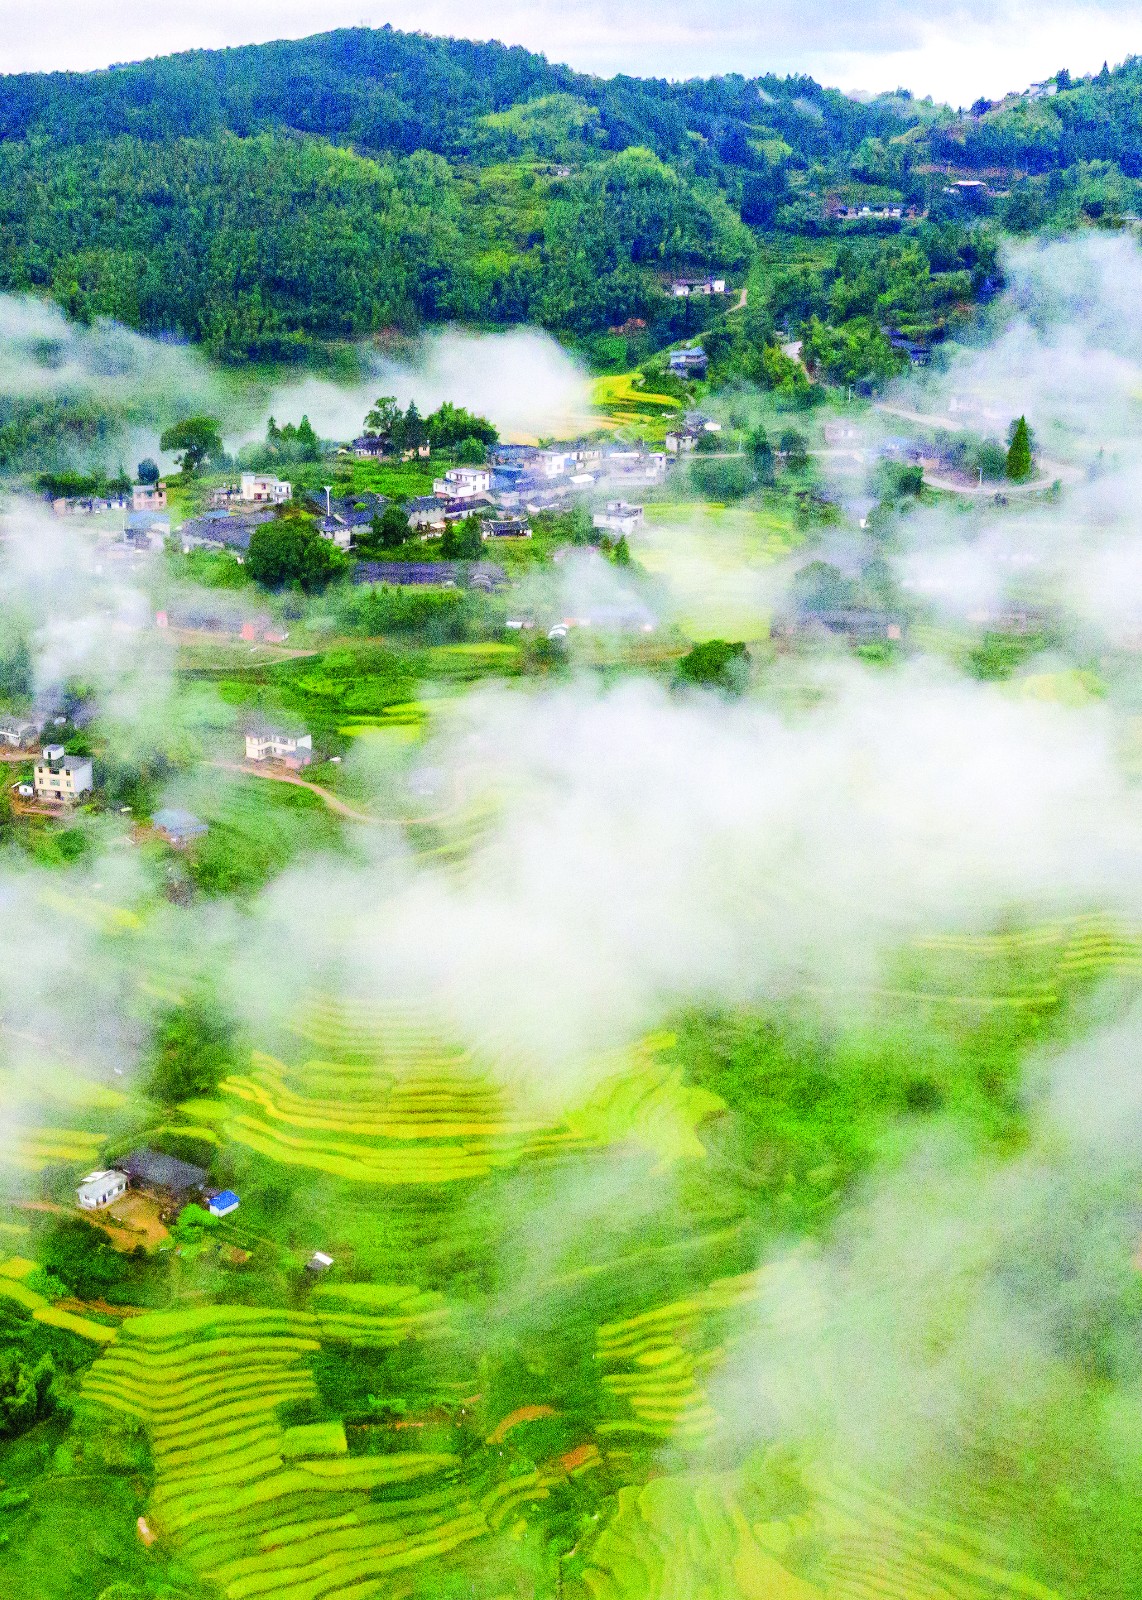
[0,26,1137,365]
[0,27,907,165]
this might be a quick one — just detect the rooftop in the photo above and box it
[121,1148,207,1193]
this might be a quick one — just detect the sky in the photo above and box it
[0,0,1139,106]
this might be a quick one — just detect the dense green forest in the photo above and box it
[0,26,1138,364]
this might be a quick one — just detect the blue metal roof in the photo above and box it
[209,1190,240,1212]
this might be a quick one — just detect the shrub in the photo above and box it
[676,639,750,693]
[690,457,756,501]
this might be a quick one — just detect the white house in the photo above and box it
[432,466,491,499]
[671,276,727,297]
[245,728,313,768]
[77,1169,128,1210]
[239,473,292,506]
[34,746,93,803]
[535,450,572,479]
[593,501,644,535]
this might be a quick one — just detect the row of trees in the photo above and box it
[362,397,498,458]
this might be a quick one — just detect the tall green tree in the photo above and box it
[0,1350,55,1438]
[147,999,235,1105]
[1006,415,1033,482]
[368,505,411,550]
[160,416,223,476]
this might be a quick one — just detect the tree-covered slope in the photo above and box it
[0,26,914,167]
[0,25,1136,363]
[0,27,925,358]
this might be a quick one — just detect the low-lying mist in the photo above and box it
[0,293,593,470]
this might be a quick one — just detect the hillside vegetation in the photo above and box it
[3,27,1137,366]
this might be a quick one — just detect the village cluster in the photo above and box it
[73,1149,334,1272]
[41,388,726,595]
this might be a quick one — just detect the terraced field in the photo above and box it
[205,1005,724,1185]
[594,1271,764,1447]
[900,914,1142,1010]
[81,1299,485,1600]
[11,1125,106,1172]
[0,1253,118,1342]
[591,372,682,439]
[572,1463,1063,1600]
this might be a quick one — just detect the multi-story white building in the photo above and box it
[239,473,293,505]
[432,466,491,499]
[245,728,314,768]
[33,746,93,803]
[593,501,644,535]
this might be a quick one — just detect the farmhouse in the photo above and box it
[492,444,540,467]
[152,808,209,847]
[179,509,274,554]
[208,1190,240,1218]
[76,1169,128,1210]
[352,435,387,458]
[244,725,314,767]
[534,449,572,480]
[239,473,292,505]
[0,717,43,748]
[432,466,492,499]
[668,347,709,379]
[120,1148,207,1200]
[315,491,386,548]
[132,483,167,512]
[482,517,532,540]
[884,329,931,366]
[306,1251,334,1272]
[405,496,449,533]
[775,607,905,646]
[33,746,93,803]
[593,501,644,535]
[602,449,667,484]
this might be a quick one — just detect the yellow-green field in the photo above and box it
[635,502,804,641]
[590,372,684,439]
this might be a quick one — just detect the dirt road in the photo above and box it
[207,759,384,825]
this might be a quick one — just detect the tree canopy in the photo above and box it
[247,516,348,590]
[159,416,223,475]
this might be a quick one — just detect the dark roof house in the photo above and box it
[121,1149,207,1196]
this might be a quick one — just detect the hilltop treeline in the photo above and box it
[0,27,909,166]
[934,58,1142,174]
[0,26,1138,359]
